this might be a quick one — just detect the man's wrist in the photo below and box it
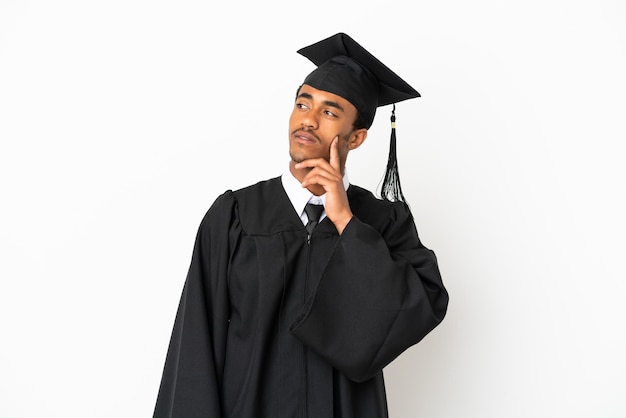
[333,212,353,235]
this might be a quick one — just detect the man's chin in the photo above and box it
[289,151,330,165]
[289,151,307,164]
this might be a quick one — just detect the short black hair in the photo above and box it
[352,108,368,130]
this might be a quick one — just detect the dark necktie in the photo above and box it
[304,203,324,236]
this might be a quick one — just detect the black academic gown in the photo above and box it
[153,177,448,418]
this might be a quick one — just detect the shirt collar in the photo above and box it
[281,163,350,220]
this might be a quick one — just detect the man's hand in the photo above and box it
[295,137,353,234]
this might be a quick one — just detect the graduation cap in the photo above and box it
[297,32,420,202]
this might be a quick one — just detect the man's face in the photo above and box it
[288,84,365,171]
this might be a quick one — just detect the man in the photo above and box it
[154,33,448,418]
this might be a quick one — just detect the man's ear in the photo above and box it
[348,128,368,150]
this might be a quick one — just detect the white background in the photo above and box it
[1,1,625,417]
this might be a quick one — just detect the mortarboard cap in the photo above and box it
[297,32,420,129]
[297,33,420,202]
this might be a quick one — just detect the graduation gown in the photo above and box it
[153,177,448,418]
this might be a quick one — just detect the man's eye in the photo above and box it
[324,110,337,117]
[296,103,308,110]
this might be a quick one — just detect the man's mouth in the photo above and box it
[293,130,318,144]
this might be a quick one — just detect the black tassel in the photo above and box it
[381,104,406,203]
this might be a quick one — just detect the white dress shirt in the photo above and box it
[280,164,351,225]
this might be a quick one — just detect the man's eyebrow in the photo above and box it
[297,92,314,100]
[322,100,345,113]
[296,92,345,113]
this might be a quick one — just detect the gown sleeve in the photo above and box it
[153,191,237,418]
[290,201,448,383]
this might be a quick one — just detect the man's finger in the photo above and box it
[300,169,340,188]
[329,136,340,172]
[294,158,330,170]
